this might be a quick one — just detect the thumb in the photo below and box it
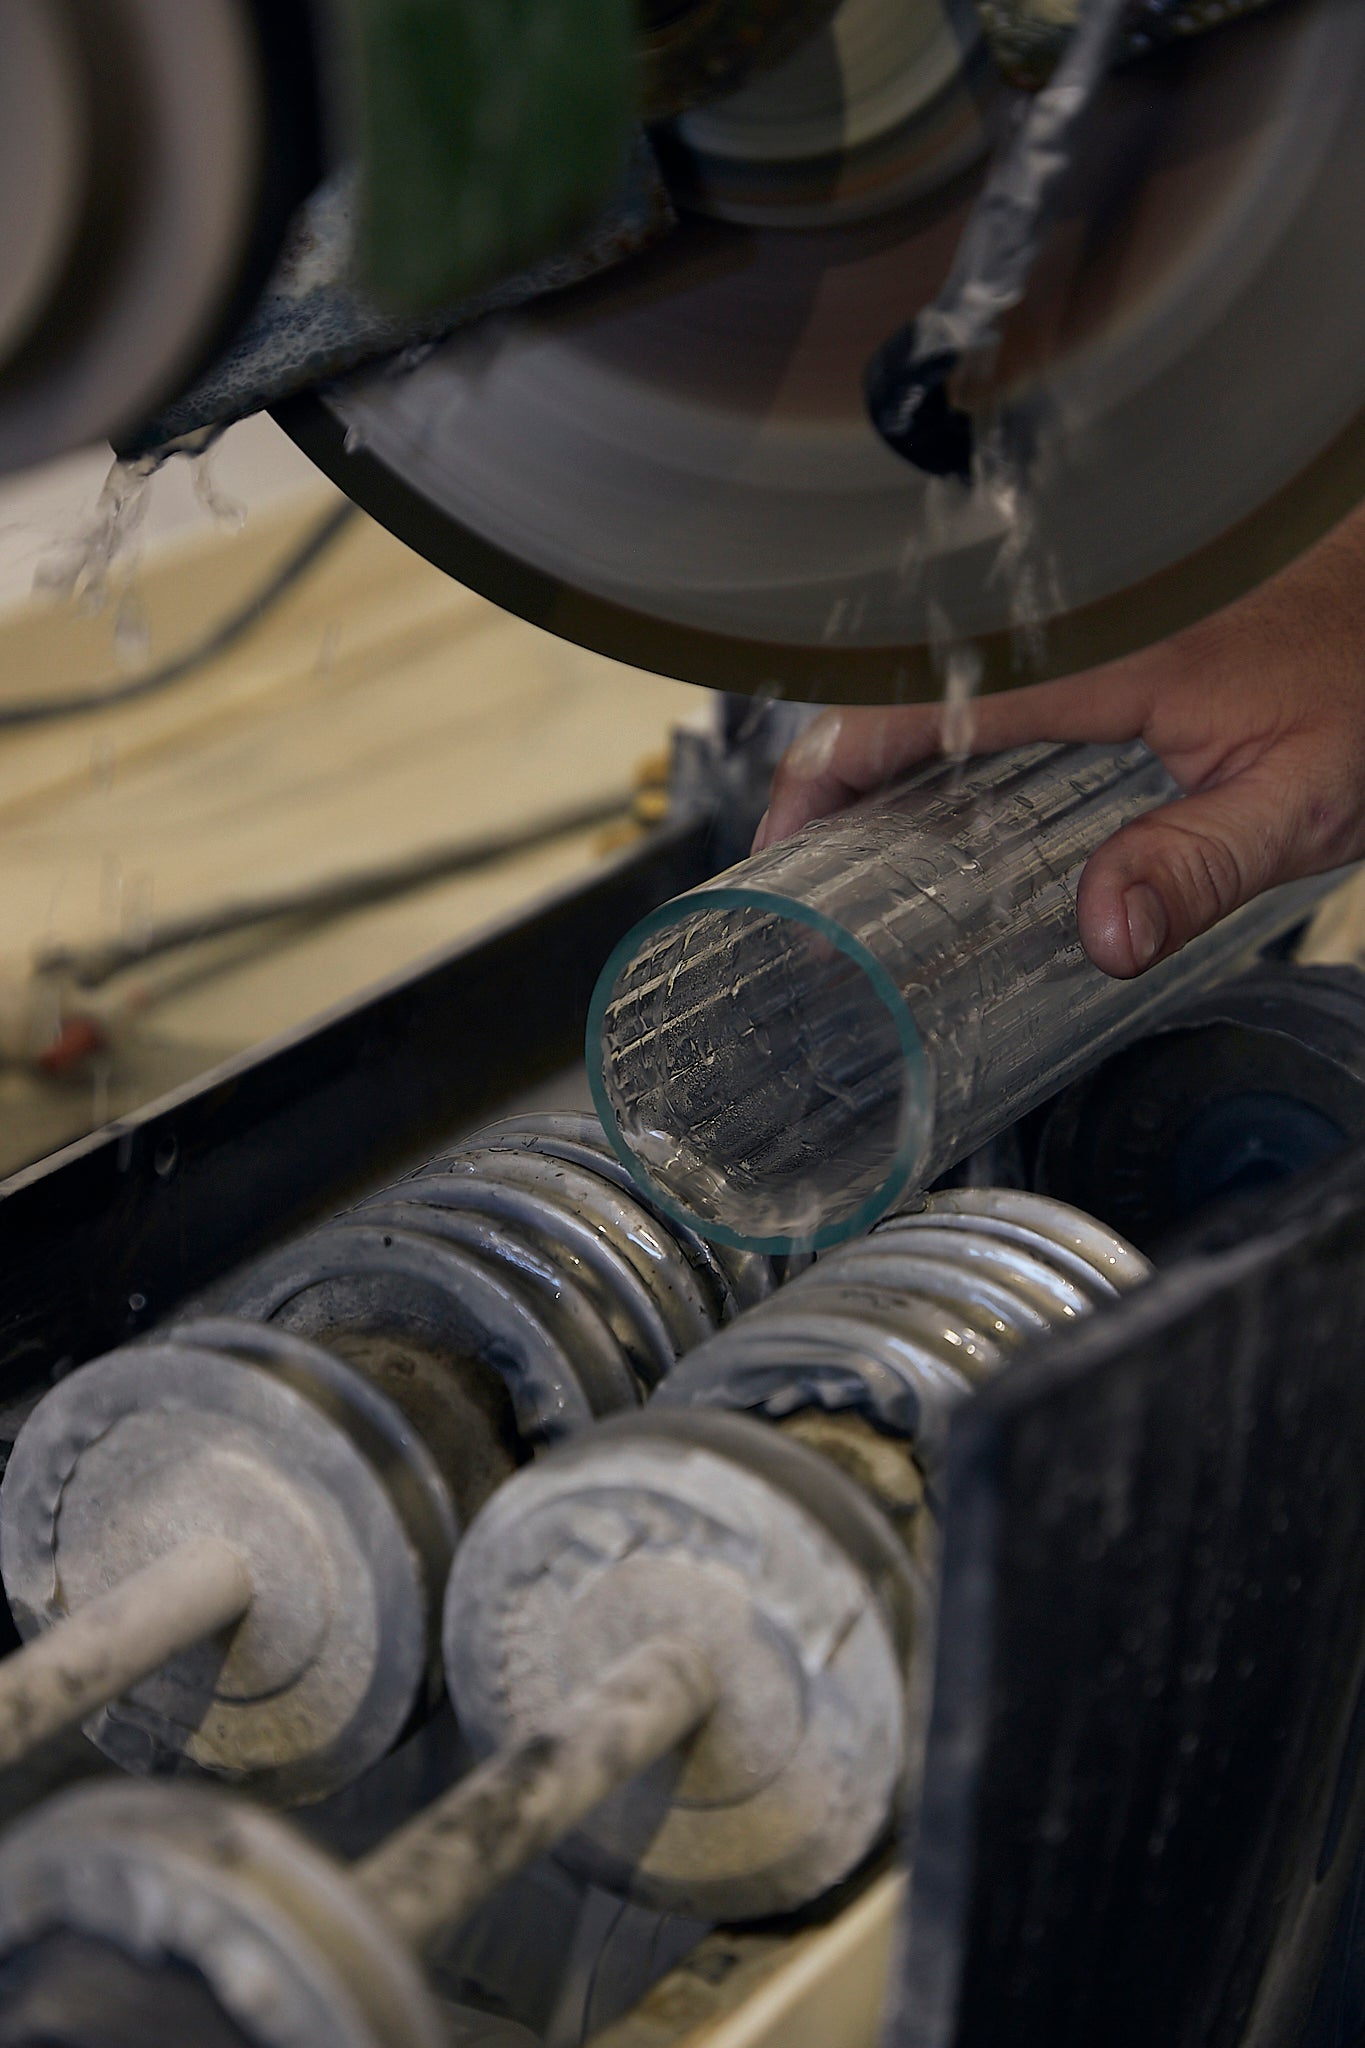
[1076,768,1304,978]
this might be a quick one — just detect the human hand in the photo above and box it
[755,503,1365,977]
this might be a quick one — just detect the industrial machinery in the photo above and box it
[0,1187,1142,2044]
[0,1112,778,1798]
[4,0,1365,2039]
[0,734,1364,2043]
[1,0,1363,700]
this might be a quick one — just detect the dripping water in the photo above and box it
[33,453,160,664]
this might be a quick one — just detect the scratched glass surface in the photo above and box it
[592,741,1336,1253]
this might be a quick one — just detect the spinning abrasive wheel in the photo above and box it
[284,0,1365,701]
[0,0,318,473]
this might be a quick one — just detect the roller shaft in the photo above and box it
[356,1635,718,1952]
[0,1535,252,1768]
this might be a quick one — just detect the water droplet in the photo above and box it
[113,592,150,670]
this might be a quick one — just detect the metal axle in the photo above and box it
[358,1635,718,1952]
[0,1535,252,1769]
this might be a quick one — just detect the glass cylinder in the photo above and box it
[589,741,1341,1254]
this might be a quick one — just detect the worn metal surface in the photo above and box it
[0,1780,445,2048]
[890,1131,1365,2048]
[0,1324,455,1804]
[656,1189,1146,1465]
[0,818,712,1393]
[359,1637,718,1952]
[442,1111,786,1316]
[390,1153,725,1387]
[445,1407,919,1920]
[228,1213,640,1444]
[891,1185,1150,1290]
[777,1410,929,1561]
[0,1536,249,1775]
[227,1098,785,1456]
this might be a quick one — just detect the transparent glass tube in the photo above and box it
[589,741,1342,1254]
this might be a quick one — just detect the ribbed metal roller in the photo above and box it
[227,1112,788,1451]
[0,1186,1148,2019]
[655,1185,1148,1457]
[415,1112,792,1319]
[0,1319,460,1805]
[438,1186,1148,1922]
[0,1108,782,1808]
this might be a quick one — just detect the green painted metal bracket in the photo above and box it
[342,0,635,311]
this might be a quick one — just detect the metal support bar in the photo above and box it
[0,1537,252,1769]
[356,1636,718,1952]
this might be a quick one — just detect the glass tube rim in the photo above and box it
[587,881,930,1255]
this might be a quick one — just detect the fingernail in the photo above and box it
[752,809,771,853]
[1124,883,1168,970]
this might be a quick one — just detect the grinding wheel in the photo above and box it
[0,1323,455,1805]
[0,0,318,473]
[227,1214,640,1444]
[0,1782,445,2048]
[282,0,1365,701]
[444,1407,919,1920]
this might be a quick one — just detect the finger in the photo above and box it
[757,650,1169,851]
[1075,764,1312,978]
[756,707,936,849]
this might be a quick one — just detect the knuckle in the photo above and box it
[1165,828,1246,924]
[1133,814,1247,927]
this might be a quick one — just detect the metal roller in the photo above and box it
[0,1414,903,2043]
[413,1111,793,1319]
[651,1186,1147,1457]
[440,1188,1149,1919]
[373,1160,720,1393]
[445,1406,919,1921]
[0,1638,721,2048]
[0,1108,785,1799]
[0,1319,459,1806]
[229,1113,788,1444]
[229,1214,640,1442]
[0,1187,1143,2045]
